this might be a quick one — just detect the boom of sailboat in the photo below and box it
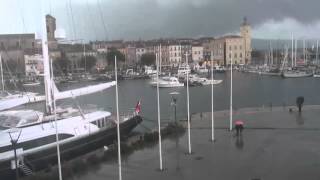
[0,81,116,111]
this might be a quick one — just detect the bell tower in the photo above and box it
[240,17,252,64]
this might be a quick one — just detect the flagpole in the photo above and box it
[156,52,163,170]
[186,53,191,154]
[295,39,297,67]
[291,33,294,67]
[211,51,215,142]
[229,50,233,131]
[115,55,122,180]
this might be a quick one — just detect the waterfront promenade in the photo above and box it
[72,105,320,180]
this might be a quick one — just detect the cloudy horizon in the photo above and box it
[1,0,320,41]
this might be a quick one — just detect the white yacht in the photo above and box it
[151,76,184,88]
[0,15,142,178]
[313,71,320,77]
[189,75,223,86]
[200,79,223,85]
[177,64,191,77]
[194,65,209,74]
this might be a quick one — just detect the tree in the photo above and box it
[141,53,156,66]
[54,52,71,75]
[106,48,125,66]
[80,55,97,72]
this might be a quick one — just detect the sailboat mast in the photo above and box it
[41,14,54,114]
[0,53,4,92]
[271,42,273,65]
[303,39,306,64]
[316,40,319,65]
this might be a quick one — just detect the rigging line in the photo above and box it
[96,0,109,41]
[68,0,77,40]
[17,0,27,32]
[86,0,98,40]
[49,0,53,15]
[2,49,20,90]
[65,1,73,41]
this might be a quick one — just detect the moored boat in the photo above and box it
[0,108,142,178]
[282,71,313,78]
[151,76,184,88]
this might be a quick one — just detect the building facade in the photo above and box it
[169,44,182,66]
[240,17,252,64]
[24,54,44,76]
[136,45,147,63]
[125,46,137,66]
[211,38,225,65]
[224,36,246,65]
[192,45,204,63]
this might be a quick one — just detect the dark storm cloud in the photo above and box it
[51,0,320,40]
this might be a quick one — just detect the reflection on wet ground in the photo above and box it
[69,106,320,180]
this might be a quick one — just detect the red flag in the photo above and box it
[135,100,141,114]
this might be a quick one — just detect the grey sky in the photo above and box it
[1,0,320,41]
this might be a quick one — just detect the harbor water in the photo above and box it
[23,71,320,128]
[19,71,320,180]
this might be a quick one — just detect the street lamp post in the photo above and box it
[8,129,22,180]
[170,92,180,124]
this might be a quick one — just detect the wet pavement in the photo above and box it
[73,105,320,180]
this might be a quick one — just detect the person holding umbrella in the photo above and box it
[235,120,244,136]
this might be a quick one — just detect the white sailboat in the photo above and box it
[0,53,42,111]
[0,14,142,178]
[283,70,313,78]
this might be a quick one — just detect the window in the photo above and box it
[229,46,232,50]
[234,53,237,58]
[229,54,232,58]
[234,45,237,50]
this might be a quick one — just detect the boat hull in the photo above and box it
[23,82,41,87]
[0,115,142,179]
[152,83,184,88]
[282,73,313,78]
[259,72,281,76]
[201,80,223,85]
